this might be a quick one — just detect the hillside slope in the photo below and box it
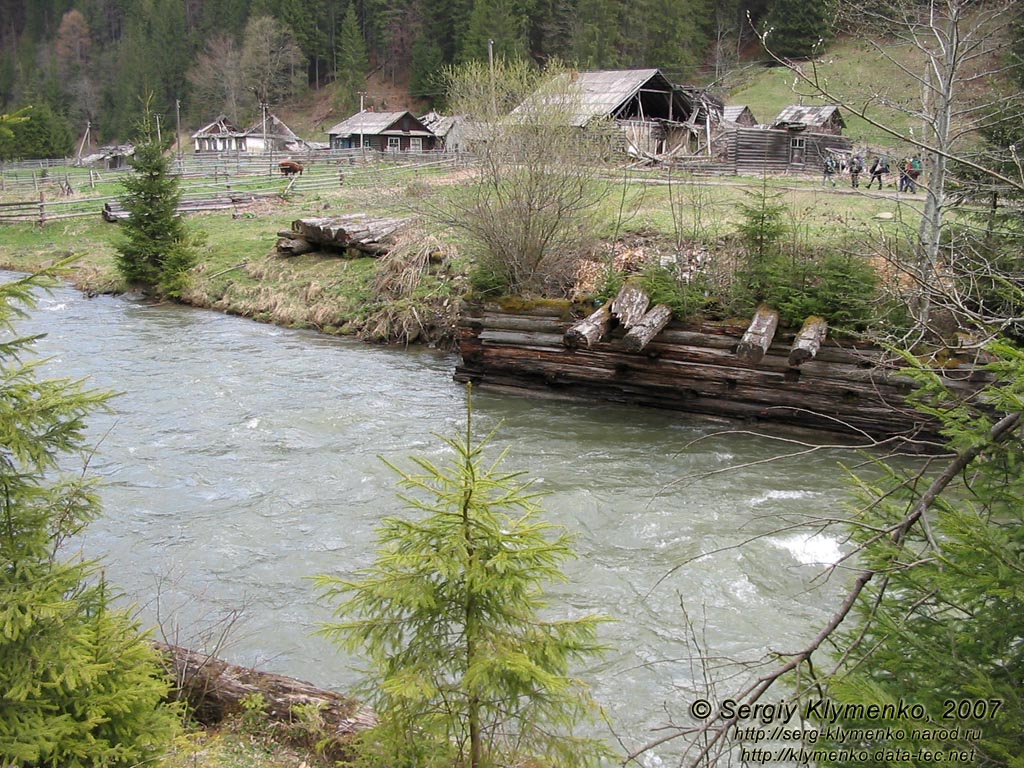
[725,35,927,151]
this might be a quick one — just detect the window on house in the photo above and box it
[791,137,806,150]
[387,137,401,152]
[410,137,422,152]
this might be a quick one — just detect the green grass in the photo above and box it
[726,35,926,152]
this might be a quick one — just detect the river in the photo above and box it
[13,276,864,765]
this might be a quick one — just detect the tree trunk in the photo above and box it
[285,214,412,256]
[610,280,651,330]
[564,304,613,348]
[156,642,376,737]
[623,304,673,352]
[788,316,828,366]
[736,305,779,365]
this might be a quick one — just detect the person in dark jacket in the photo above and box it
[867,156,888,189]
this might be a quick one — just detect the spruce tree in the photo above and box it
[762,0,832,58]
[808,339,1024,767]
[315,396,611,768]
[114,100,199,298]
[0,268,181,767]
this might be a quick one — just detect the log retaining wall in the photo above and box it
[454,301,989,441]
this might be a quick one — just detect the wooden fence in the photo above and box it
[0,152,468,225]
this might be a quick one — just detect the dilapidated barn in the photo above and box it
[326,111,438,152]
[514,69,723,159]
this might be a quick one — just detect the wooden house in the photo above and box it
[192,113,307,153]
[419,111,464,152]
[241,113,308,153]
[771,105,845,135]
[326,110,437,152]
[721,105,758,127]
[513,69,723,158]
[192,116,245,152]
[713,125,851,174]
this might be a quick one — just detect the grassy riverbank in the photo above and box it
[0,162,919,349]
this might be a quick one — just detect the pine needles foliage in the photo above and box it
[812,342,1024,767]
[0,267,181,767]
[314,392,611,768]
[114,98,200,299]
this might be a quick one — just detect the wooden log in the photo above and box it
[609,280,650,329]
[736,305,779,365]
[157,642,376,737]
[290,214,412,255]
[275,237,314,256]
[623,304,673,352]
[788,316,828,366]
[563,303,613,348]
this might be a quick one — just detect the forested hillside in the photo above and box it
[0,0,827,155]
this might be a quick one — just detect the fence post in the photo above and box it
[38,190,46,226]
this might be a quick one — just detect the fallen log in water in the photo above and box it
[789,316,828,366]
[157,642,376,739]
[736,305,780,365]
[623,304,673,352]
[564,303,613,348]
[277,214,412,257]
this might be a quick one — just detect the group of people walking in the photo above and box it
[823,153,922,191]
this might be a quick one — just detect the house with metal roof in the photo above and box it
[326,110,438,152]
[771,105,845,135]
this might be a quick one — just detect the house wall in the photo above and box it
[722,127,851,174]
[329,135,438,152]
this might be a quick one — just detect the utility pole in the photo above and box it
[358,91,366,151]
[488,39,496,118]
[261,101,268,156]
[76,120,91,166]
[175,99,182,168]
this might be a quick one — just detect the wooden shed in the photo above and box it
[419,111,464,152]
[715,125,852,174]
[772,105,846,135]
[326,110,437,152]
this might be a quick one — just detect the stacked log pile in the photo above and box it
[276,214,412,256]
[455,290,990,441]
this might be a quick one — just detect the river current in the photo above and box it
[13,276,863,764]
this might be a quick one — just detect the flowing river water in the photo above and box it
[13,275,871,765]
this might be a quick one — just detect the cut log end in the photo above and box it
[736,305,780,365]
[623,304,673,352]
[564,304,614,349]
[788,316,829,366]
[609,280,651,330]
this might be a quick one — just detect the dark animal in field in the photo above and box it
[279,160,304,177]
